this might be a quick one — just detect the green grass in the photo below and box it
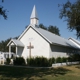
[0,65,80,80]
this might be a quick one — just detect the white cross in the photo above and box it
[27,42,34,58]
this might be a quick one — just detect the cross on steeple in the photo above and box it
[27,42,34,58]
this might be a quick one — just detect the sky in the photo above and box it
[0,0,78,42]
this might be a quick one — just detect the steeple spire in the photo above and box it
[30,5,39,25]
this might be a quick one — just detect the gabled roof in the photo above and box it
[69,37,80,45]
[18,25,79,49]
[7,39,24,47]
[30,5,38,19]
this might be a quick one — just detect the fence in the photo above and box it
[0,52,16,65]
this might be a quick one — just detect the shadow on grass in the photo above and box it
[0,66,70,80]
[76,65,80,69]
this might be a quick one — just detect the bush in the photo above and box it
[27,57,35,66]
[40,57,49,67]
[71,54,80,61]
[27,56,50,67]
[49,57,55,66]
[13,57,26,66]
[67,57,72,62]
[56,57,62,63]
[62,57,67,62]
[67,54,80,62]
[27,54,80,67]
[6,58,11,64]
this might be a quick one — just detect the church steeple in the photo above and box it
[30,5,39,25]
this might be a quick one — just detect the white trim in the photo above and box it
[32,27,52,44]
[7,39,17,46]
[7,39,24,47]
[18,24,32,40]
[9,45,12,58]
[16,46,17,55]
[18,25,52,44]
[69,37,80,45]
[7,39,12,46]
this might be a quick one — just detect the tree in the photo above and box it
[39,24,60,36]
[0,37,17,52]
[0,38,11,52]
[39,24,47,30]
[0,0,7,19]
[48,25,60,36]
[59,0,80,38]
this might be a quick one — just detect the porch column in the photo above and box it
[16,46,18,57]
[9,45,11,58]
[3,53,4,65]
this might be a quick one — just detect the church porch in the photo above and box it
[7,39,24,58]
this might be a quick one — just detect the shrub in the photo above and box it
[49,57,55,66]
[27,57,35,66]
[6,58,11,64]
[77,54,80,61]
[68,54,80,62]
[13,57,26,65]
[27,56,50,67]
[41,57,49,67]
[34,57,41,66]
[72,54,80,61]
[56,57,62,63]
[67,57,72,62]
[62,57,67,62]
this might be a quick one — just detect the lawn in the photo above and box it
[0,65,80,80]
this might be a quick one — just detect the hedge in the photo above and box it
[27,56,50,67]
[6,58,11,64]
[27,54,80,67]
[13,57,26,66]
[10,54,80,66]
[56,57,62,63]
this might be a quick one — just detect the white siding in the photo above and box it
[49,45,71,58]
[30,19,39,25]
[17,47,24,56]
[20,27,49,59]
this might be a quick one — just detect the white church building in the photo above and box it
[7,5,80,59]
